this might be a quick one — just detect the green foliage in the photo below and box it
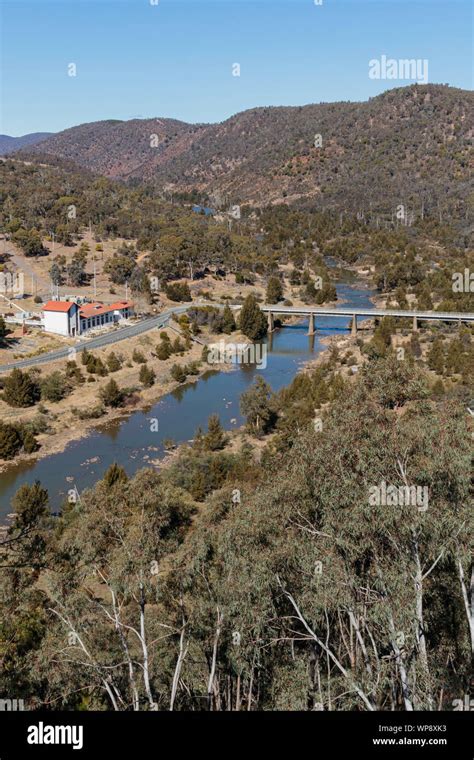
[40,371,70,403]
[221,304,236,334]
[102,462,128,488]
[132,348,146,364]
[0,422,23,459]
[360,354,428,409]
[2,369,41,408]
[100,378,124,407]
[0,315,8,341]
[22,430,39,454]
[170,364,187,383]
[106,352,122,372]
[240,376,277,436]
[427,338,445,375]
[12,228,45,257]
[85,354,108,376]
[156,339,172,360]
[239,294,267,340]
[266,276,283,304]
[202,414,227,451]
[104,244,137,285]
[164,281,191,302]
[139,364,155,387]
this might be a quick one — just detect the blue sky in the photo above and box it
[1,0,472,135]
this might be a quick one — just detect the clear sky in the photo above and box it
[1,0,472,136]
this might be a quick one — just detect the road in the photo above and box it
[2,301,473,373]
[258,305,474,322]
[0,303,201,373]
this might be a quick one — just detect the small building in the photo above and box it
[42,300,81,337]
[78,300,133,334]
[42,300,134,337]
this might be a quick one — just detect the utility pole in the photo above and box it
[93,259,97,298]
[125,281,128,301]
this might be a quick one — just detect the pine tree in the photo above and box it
[239,294,267,340]
[221,304,236,334]
[22,429,39,454]
[0,422,23,459]
[427,338,445,375]
[106,352,122,372]
[2,369,41,408]
[100,378,124,407]
[139,364,155,387]
[204,414,227,451]
[103,462,128,488]
[240,376,276,435]
[445,338,465,375]
[40,371,69,402]
[266,276,283,304]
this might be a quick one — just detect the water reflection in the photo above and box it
[0,283,374,515]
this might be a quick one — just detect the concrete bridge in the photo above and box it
[1,301,472,373]
[248,305,474,335]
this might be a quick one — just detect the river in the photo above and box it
[0,281,374,517]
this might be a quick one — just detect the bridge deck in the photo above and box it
[255,306,474,322]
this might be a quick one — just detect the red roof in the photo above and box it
[79,300,133,319]
[43,300,76,313]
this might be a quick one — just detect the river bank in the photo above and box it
[0,281,377,515]
[0,328,241,475]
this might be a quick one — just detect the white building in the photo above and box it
[42,300,134,337]
[42,300,81,337]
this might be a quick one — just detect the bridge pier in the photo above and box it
[307,312,316,335]
[267,311,275,333]
[351,314,357,336]
[412,315,418,332]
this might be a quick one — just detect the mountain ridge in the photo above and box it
[17,85,474,220]
[0,132,53,155]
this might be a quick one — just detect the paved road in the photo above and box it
[2,300,472,373]
[0,303,202,373]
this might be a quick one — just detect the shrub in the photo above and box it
[132,348,146,364]
[165,281,192,302]
[0,422,23,459]
[106,352,122,372]
[40,371,70,403]
[2,369,41,408]
[139,364,155,387]
[22,430,39,454]
[170,364,187,383]
[100,379,125,407]
[156,340,172,360]
[73,404,105,420]
[203,414,227,451]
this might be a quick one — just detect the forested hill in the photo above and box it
[0,132,53,155]
[20,85,473,222]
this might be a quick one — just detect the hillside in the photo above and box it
[0,132,53,155]
[20,85,473,222]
